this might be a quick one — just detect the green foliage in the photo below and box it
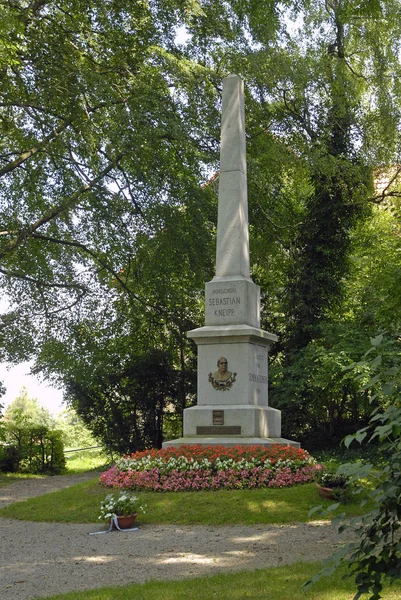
[314,444,385,470]
[0,0,221,452]
[4,386,56,428]
[1,424,65,474]
[0,386,66,473]
[56,408,97,449]
[0,0,221,359]
[240,1,401,446]
[270,199,401,444]
[240,0,400,352]
[270,321,373,448]
[1,0,401,458]
[62,347,188,454]
[308,336,401,599]
[0,444,19,472]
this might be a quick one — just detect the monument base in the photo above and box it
[163,403,300,449]
[183,404,282,438]
[162,436,300,448]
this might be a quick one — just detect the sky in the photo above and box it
[0,292,65,416]
[1,362,64,416]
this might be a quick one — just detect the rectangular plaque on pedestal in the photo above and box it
[213,410,224,425]
[196,426,241,435]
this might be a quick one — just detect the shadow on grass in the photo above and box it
[41,561,401,600]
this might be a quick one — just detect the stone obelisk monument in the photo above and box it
[164,74,298,448]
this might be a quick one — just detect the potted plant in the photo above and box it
[315,468,350,501]
[99,492,145,529]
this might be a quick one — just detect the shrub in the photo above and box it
[1,425,65,474]
[100,444,320,492]
[306,335,401,599]
[0,444,20,472]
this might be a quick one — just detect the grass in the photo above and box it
[64,448,111,474]
[35,561,401,600]
[0,449,109,488]
[0,478,371,525]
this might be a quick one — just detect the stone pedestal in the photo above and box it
[163,322,299,448]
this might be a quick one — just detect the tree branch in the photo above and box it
[0,152,124,258]
[25,233,171,318]
[281,89,317,141]
[0,98,128,179]
[370,166,401,203]
[29,232,137,300]
[0,266,87,291]
[0,119,72,178]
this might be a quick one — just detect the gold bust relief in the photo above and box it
[208,357,237,390]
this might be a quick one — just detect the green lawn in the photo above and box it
[0,478,370,525]
[64,449,111,474]
[37,561,401,600]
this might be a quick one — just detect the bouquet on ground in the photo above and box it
[99,492,146,521]
[315,468,349,489]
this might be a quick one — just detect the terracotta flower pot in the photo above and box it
[316,483,344,500]
[111,514,138,530]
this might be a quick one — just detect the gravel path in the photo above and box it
[0,474,352,600]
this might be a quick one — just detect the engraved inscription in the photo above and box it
[207,287,241,319]
[197,426,241,435]
[208,296,241,306]
[214,308,235,317]
[212,287,237,294]
[249,373,268,384]
[213,410,224,425]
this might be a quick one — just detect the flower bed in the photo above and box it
[100,445,320,492]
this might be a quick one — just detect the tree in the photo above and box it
[29,184,213,448]
[0,0,232,359]
[2,1,401,450]
[4,386,55,427]
[0,0,236,446]
[66,349,179,453]
[0,386,65,473]
[56,408,97,449]
[241,1,401,339]
[226,0,401,441]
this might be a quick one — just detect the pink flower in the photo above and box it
[100,446,321,492]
